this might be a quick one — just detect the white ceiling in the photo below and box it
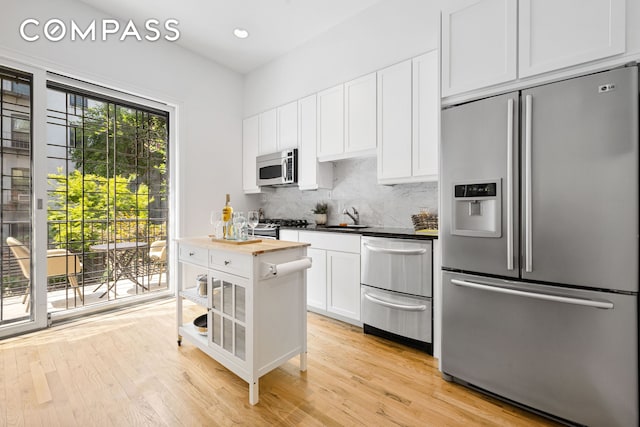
[76,0,383,74]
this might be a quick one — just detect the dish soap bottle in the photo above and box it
[222,193,233,239]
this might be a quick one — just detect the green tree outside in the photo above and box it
[47,170,153,253]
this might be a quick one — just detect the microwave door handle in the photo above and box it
[282,158,288,181]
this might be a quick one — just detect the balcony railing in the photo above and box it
[1,218,167,323]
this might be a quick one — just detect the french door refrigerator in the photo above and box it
[441,66,638,426]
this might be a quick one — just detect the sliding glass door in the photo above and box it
[46,86,169,312]
[0,67,35,331]
[1,61,171,337]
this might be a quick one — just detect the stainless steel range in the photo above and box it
[252,218,309,240]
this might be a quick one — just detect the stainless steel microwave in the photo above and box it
[256,149,298,187]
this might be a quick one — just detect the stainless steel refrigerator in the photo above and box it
[441,66,638,426]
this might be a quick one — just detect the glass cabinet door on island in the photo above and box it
[209,274,247,361]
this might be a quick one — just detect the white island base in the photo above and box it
[177,237,311,405]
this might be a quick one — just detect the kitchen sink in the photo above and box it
[324,224,370,229]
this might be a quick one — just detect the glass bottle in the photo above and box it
[222,193,233,239]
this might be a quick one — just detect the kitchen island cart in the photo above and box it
[176,237,311,405]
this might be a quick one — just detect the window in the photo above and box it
[11,116,30,149]
[1,80,30,97]
[11,168,30,203]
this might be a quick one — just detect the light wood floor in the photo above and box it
[0,300,558,426]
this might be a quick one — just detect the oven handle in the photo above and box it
[363,292,427,311]
[363,243,427,255]
[451,279,614,309]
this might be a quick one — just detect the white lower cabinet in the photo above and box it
[326,250,360,320]
[298,231,361,325]
[306,247,327,310]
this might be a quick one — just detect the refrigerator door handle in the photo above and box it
[450,279,614,309]
[506,98,514,271]
[524,94,533,272]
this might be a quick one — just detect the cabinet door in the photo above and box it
[242,115,261,193]
[317,84,344,160]
[327,251,361,321]
[518,0,625,78]
[278,229,299,242]
[208,271,249,363]
[344,73,377,155]
[377,60,412,183]
[298,94,318,190]
[412,50,439,180]
[259,109,277,155]
[277,101,298,150]
[306,248,327,311]
[442,0,517,97]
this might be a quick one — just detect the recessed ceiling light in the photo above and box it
[233,28,249,39]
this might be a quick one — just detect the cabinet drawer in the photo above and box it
[179,244,208,266]
[361,285,432,343]
[209,250,251,277]
[298,231,360,253]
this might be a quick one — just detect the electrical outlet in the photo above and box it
[261,194,267,203]
[327,191,332,200]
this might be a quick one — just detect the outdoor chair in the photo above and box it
[6,237,84,311]
[148,240,167,286]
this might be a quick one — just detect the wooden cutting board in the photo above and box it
[208,236,262,245]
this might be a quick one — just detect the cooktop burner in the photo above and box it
[260,218,309,228]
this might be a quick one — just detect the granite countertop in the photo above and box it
[177,236,310,255]
[285,225,438,240]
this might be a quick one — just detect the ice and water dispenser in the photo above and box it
[451,180,501,237]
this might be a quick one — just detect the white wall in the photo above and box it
[0,0,251,238]
[243,0,440,117]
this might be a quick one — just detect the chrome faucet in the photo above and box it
[342,207,359,225]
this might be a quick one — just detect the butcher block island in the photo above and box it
[176,237,311,405]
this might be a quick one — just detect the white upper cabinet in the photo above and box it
[276,101,298,151]
[442,0,517,97]
[518,0,625,78]
[317,84,344,160]
[377,51,439,184]
[242,115,261,194]
[317,72,377,162]
[258,102,298,155]
[442,0,627,97]
[377,60,412,182]
[412,51,439,180]
[258,109,277,155]
[298,94,333,191]
[344,72,377,156]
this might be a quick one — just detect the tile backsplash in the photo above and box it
[260,157,438,228]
